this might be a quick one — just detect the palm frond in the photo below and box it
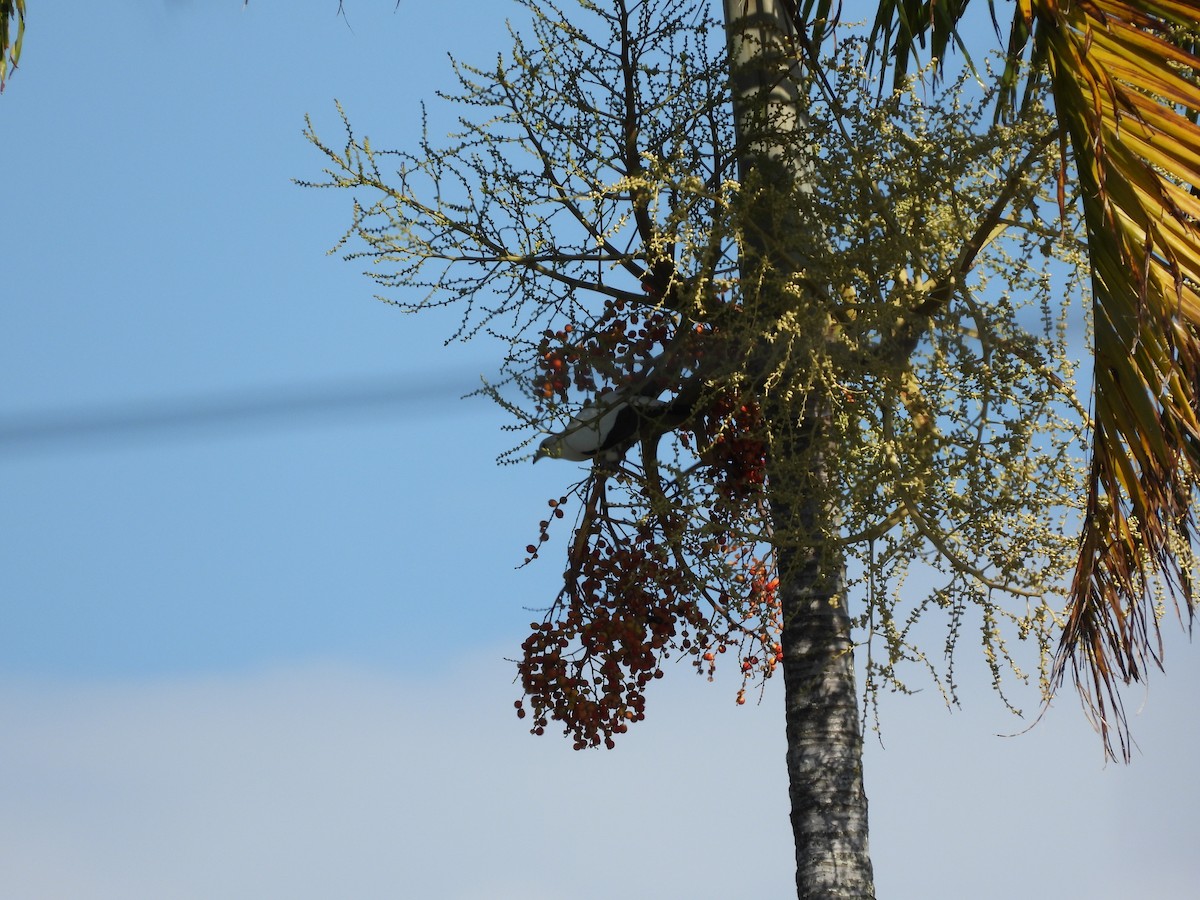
[865,0,994,87]
[782,0,1200,756]
[781,0,841,61]
[0,0,23,92]
[1034,0,1200,757]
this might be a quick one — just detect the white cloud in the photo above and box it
[1,647,1196,899]
[1,658,791,899]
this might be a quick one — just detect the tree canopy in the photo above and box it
[303,0,1093,739]
[303,0,1200,894]
[866,0,1200,756]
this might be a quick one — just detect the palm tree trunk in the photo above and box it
[721,3,875,896]
[779,555,874,898]
[769,413,875,899]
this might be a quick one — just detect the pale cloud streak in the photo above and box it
[2,647,1196,899]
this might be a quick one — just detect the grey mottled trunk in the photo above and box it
[770,415,874,899]
[780,561,874,900]
[722,3,875,896]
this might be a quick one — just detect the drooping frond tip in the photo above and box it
[0,0,24,92]
[864,0,989,87]
[1038,0,1200,758]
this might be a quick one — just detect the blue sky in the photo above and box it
[2,3,1197,898]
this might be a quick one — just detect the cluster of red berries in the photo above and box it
[533,296,680,406]
[696,393,767,499]
[579,298,675,384]
[518,284,795,749]
[692,549,783,686]
[522,496,569,565]
[516,524,710,750]
[516,512,786,748]
[740,555,781,623]
[740,556,784,683]
[534,325,577,402]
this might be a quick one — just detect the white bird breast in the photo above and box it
[558,395,626,458]
[537,390,660,462]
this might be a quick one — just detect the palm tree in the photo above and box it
[299,2,1200,896]
[746,0,1200,894]
[722,3,874,896]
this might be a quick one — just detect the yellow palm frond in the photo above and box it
[1032,0,1200,756]
[0,0,23,92]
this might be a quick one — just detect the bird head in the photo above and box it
[533,433,589,463]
